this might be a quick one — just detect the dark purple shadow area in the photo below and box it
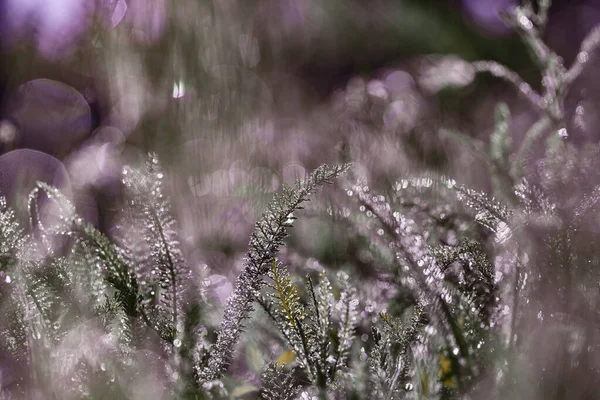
[5,79,92,157]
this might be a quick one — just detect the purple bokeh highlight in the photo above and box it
[2,0,166,57]
[6,79,92,156]
[3,0,91,57]
[462,0,518,35]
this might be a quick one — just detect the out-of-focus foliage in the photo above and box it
[0,155,349,399]
[2,0,600,399]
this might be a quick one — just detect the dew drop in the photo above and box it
[4,275,11,283]
[518,15,533,30]
[558,128,568,139]
[577,51,589,64]
[494,271,503,283]
[0,120,17,144]
[359,347,368,361]
[173,339,182,348]
[541,76,551,88]
[519,82,531,94]
[172,80,186,98]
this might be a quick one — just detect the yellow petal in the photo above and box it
[421,371,429,395]
[439,353,452,375]
[231,384,258,397]
[444,376,457,388]
[277,349,296,366]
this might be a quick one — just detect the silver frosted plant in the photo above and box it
[0,155,199,398]
[344,176,504,397]
[121,153,192,346]
[334,271,360,372]
[428,0,600,178]
[198,163,350,386]
[259,363,300,400]
[257,264,360,397]
[455,185,511,234]
[367,307,425,400]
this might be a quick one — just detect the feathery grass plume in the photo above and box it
[455,185,511,234]
[33,167,202,384]
[0,197,24,270]
[5,243,70,392]
[10,186,134,395]
[28,168,205,397]
[199,163,350,385]
[307,271,332,385]
[332,271,359,377]
[259,362,300,400]
[26,183,78,260]
[430,240,496,324]
[67,240,109,309]
[121,153,192,346]
[259,265,359,396]
[368,306,425,400]
[0,199,27,376]
[80,224,141,319]
[25,193,168,394]
[265,261,312,373]
[514,178,556,216]
[349,182,435,294]
[93,294,133,354]
[348,178,505,396]
[0,194,106,396]
[33,182,141,320]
